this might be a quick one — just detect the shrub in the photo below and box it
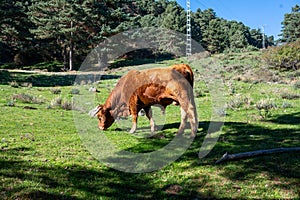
[70,88,80,95]
[48,96,82,111]
[227,96,244,110]
[30,61,63,72]
[12,93,44,104]
[282,101,293,109]
[255,98,277,119]
[194,89,206,98]
[20,82,33,88]
[280,92,300,100]
[293,81,300,90]
[244,45,259,52]
[262,40,300,71]
[50,96,62,108]
[14,48,43,66]
[227,95,251,110]
[9,81,19,88]
[0,63,17,69]
[61,100,74,110]
[50,88,62,94]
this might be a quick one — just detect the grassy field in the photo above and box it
[0,52,299,199]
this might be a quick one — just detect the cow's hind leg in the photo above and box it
[144,106,155,133]
[187,102,198,138]
[177,103,198,138]
[177,107,188,135]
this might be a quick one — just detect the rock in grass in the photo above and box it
[89,87,99,93]
[7,101,15,107]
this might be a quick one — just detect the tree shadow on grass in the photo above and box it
[0,70,120,87]
[1,116,299,199]
[0,145,214,199]
[269,112,300,125]
[99,118,299,197]
[191,120,299,189]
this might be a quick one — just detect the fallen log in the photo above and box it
[215,147,300,164]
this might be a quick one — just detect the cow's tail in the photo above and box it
[185,66,194,88]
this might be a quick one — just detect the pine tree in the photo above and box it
[28,0,77,70]
[228,21,249,49]
[0,0,34,62]
[280,4,300,42]
[28,0,130,70]
[204,18,229,53]
[161,1,186,33]
[192,8,216,49]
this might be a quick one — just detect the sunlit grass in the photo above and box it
[0,59,299,199]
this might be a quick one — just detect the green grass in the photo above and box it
[0,54,299,199]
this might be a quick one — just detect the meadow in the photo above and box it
[0,52,299,199]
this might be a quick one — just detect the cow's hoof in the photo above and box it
[129,129,136,134]
[176,131,184,136]
[150,127,156,133]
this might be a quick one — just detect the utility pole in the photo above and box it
[186,0,192,57]
[262,25,266,49]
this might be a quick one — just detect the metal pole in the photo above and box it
[186,0,192,57]
[262,25,266,49]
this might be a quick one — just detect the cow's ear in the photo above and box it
[89,105,103,117]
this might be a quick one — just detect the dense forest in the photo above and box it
[0,0,299,71]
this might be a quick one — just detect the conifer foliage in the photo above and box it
[280,5,300,43]
[0,0,297,70]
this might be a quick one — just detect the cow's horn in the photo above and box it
[88,106,101,117]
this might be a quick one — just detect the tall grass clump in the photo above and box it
[50,87,62,94]
[227,95,251,110]
[255,98,277,119]
[49,96,83,111]
[280,92,300,100]
[281,101,294,109]
[9,81,19,88]
[293,81,300,90]
[61,99,74,110]
[50,96,62,107]
[70,88,80,95]
[12,93,44,104]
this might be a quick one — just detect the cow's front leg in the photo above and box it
[129,114,138,134]
[144,106,155,133]
[129,96,139,134]
[129,103,139,134]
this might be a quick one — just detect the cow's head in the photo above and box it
[90,105,115,130]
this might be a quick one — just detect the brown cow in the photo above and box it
[90,64,198,137]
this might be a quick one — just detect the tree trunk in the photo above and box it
[63,44,67,71]
[69,21,74,71]
[69,44,73,71]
